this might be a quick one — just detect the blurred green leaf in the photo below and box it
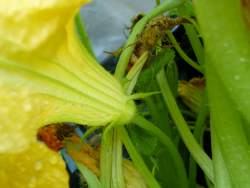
[136,48,175,92]
[128,125,158,156]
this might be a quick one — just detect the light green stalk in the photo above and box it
[194,0,250,187]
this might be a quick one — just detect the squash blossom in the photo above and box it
[0,0,135,187]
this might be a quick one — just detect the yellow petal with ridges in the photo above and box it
[0,0,135,154]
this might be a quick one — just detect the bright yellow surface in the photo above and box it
[0,141,68,188]
[0,0,90,55]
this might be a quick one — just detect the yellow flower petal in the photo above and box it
[0,0,135,154]
[0,141,68,188]
[0,0,90,55]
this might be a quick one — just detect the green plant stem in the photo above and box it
[76,162,103,188]
[100,128,114,188]
[132,114,188,188]
[111,130,125,188]
[114,0,186,81]
[206,61,250,187]
[156,69,214,182]
[183,24,204,65]
[100,123,125,188]
[177,4,204,65]
[81,127,99,141]
[194,0,250,186]
[166,31,203,73]
[117,126,161,188]
[188,93,208,188]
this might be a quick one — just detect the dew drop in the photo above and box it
[0,107,9,114]
[239,57,246,63]
[28,176,37,188]
[49,156,58,165]
[34,160,43,171]
[223,43,229,47]
[234,75,240,80]
[23,103,32,112]
[9,91,17,97]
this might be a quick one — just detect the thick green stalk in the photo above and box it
[206,61,250,187]
[156,69,214,182]
[194,0,250,124]
[114,0,186,81]
[133,114,188,188]
[194,0,250,187]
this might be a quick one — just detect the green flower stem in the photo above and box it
[188,93,209,188]
[166,31,203,73]
[111,130,125,188]
[100,127,113,188]
[100,124,125,188]
[117,126,161,188]
[114,0,186,81]
[132,114,188,188]
[156,69,214,182]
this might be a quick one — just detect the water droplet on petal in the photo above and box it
[34,160,43,171]
[23,103,32,112]
[49,156,58,165]
[28,176,37,188]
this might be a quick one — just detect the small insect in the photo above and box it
[37,124,76,151]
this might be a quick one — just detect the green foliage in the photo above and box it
[136,48,175,92]
[2,0,250,188]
